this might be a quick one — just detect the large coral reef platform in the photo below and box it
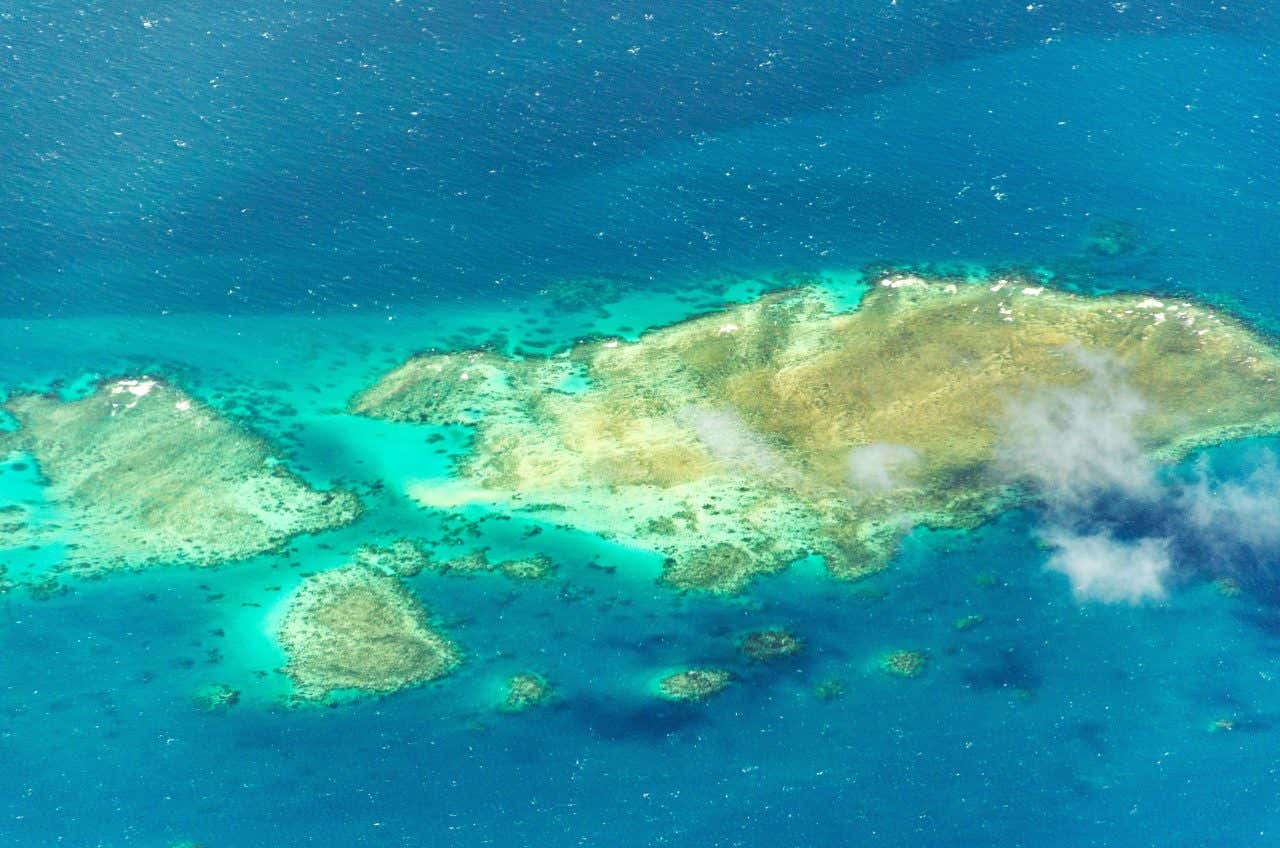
[353,275,1280,594]
[1,378,360,573]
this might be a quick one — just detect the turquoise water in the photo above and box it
[4,3,1280,846]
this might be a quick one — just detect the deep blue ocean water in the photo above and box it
[3,2,1280,846]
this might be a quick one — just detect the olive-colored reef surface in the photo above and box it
[739,629,804,662]
[278,565,460,701]
[1,378,361,572]
[499,672,554,713]
[658,669,733,702]
[880,650,928,678]
[354,276,1280,593]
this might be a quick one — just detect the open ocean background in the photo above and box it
[2,2,1280,846]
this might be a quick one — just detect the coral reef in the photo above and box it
[499,672,553,712]
[1083,219,1144,257]
[658,668,732,701]
[355,275,1280,594]
[813,679,846,701]
[278,565,460,701]
[354,538,433,578]
[433,549,557,580]
[739,628,804,662]
[192,683,240,711]
[540,275,629,315]
[880,650,928,678]
[2,378,360,572]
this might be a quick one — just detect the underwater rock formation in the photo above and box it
[354,276,1280,594]
[2,378,360,572]
[278,565,459,701]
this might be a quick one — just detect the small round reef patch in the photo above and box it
[278,565,460,701]
[658,668,732,702]
[500,672,553,713]
[880,650,927,678]
[739,628,803,662]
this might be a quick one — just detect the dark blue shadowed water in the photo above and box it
[2,2,1280,846]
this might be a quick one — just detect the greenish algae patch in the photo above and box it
[278,565,460,701]
[499,672,554,713]
[1,378,360,573]
[658,668,732,702]
[354,276,1280,594]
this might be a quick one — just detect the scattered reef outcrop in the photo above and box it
[658,668,732,701]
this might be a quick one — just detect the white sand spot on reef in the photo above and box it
[110,378,157,397]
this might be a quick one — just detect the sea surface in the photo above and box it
[2,2,1280,846]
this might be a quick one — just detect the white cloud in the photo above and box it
[1178,451,1280,553]
[1042,528,1172,604]
[847,443,919,491]
[682,407,787,475]
[998,346,1156,512]
[1000,346,1280,604]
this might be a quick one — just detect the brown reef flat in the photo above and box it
[2,378,360,572]
[278,565,459,701]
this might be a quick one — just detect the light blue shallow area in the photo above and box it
[2,2,1280,846]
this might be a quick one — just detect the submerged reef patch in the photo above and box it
[192,683,240,711]
[658,669,733,702]
[355,276,1280,594]
[353,538,433,578]
[278,565,460,701]
[499,672,554,713]
[1,378,360,572]
[739,628,804,662]
[432,548,557,580]
[880,650,928,678]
